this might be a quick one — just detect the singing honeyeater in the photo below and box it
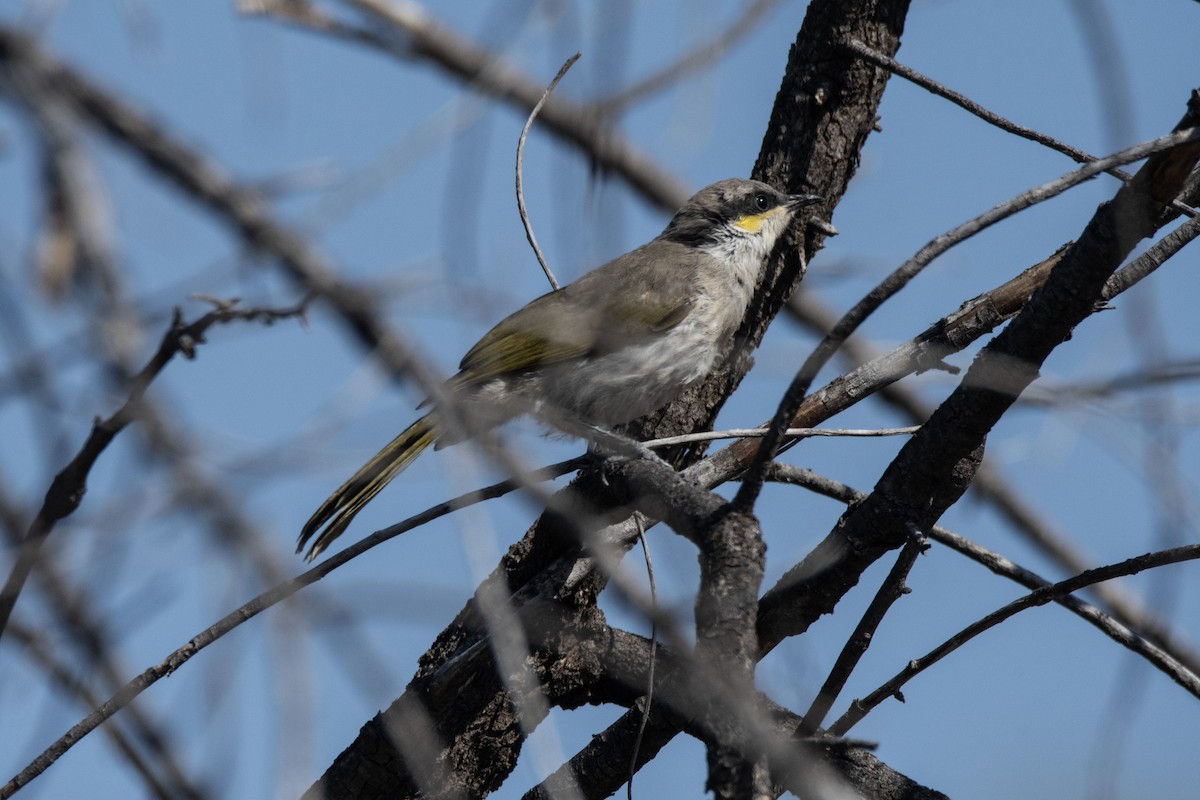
[297,178,820,560]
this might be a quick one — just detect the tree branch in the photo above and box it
[757,92,1200,653]
[0,297,308,642]
[830,542,1200,734]
[764,464,1200,699]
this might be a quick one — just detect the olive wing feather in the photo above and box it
[455,240,699,386]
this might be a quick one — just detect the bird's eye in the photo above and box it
[753,193,770,211]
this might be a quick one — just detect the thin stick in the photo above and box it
[0,456,584,799]
[0,297,310,643]
[841,38,1198,220]
[643,425,920,450]
[627,516,657,800]
[828,542,1200,735]
[516,52,580,291]
[798,528,925,736]
[733,125,1200,515]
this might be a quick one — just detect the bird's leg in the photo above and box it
[578,423,672,469]
[535,406,672,469]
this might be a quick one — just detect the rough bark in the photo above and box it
[304,0,916,797]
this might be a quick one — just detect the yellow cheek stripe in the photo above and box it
[732,208,777,233]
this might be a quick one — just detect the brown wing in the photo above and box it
[454,239,698,387]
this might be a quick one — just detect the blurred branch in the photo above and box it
[30,102,340,782]
[735,125,1200,512]
[830,542,1200,734]
[841,38,1198,219]
[596,0,786,114]
[1023,359,1200,407]
[0,455,583,799]
[0,24,441,395]
[25,79,121,305]
[0,297,309,641]
[784,288,1200,672]
[247,0,691,211]
[0,475,205,800]
[7,622,207,800]
[764,464,1200,699]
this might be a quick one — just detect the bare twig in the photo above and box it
[829,542,1200,735]
[644,425,920,449]
[798,529,926,736]
[516,53,580,291]
[627,515,657,800]
[597,0,785,114]
[0,297,309,642]
[733,125,1200,514]
[0,455,583,799]
[763,463,1200,704]
[841,38,1197,219]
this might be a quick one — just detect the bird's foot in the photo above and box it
[581,424,670,468]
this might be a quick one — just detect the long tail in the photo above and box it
[297,414,439,561]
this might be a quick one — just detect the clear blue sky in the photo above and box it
[1,1,1199,798]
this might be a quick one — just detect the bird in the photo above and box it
[297,178,820,560]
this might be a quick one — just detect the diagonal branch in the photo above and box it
[0,24,440,395]
[285,0,692,210]
[830,542,1200,734]
[757,92,1200,652]
[798,531,926,736]
[764,464,1200,699]
[0,298,308,642]
[735,125,1200,512]
[840,38,1198,219]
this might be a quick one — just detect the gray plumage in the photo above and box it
[298,178,820,560]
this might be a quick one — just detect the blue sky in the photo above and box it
[2,1,1199,798]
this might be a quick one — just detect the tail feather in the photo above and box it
[297,414,439,561]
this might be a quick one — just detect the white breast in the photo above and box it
[477,212,788,429]
[534,311,725,425]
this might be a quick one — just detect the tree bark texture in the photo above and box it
[304,1,918,797]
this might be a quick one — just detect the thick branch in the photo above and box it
[757,95,1200,650]
[308,1,917,797]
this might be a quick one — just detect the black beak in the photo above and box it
[786,193,823,210]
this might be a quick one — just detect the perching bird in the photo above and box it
[297,178,820,560]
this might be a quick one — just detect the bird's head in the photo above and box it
[660,178,821,261]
